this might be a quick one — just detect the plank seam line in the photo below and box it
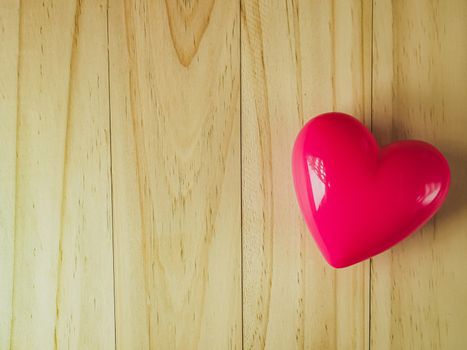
[106,0,118,348]
[9,0,23,348]
[368,1,375,349]
[239,0,244,349]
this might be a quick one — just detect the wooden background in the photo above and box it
[1,0,466,349]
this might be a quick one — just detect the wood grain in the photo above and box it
[108,0,241,348]
[2,1,467,349]
[5,0,115,348]
[0,1,19,348]
[370,0,467,349]
[241,1,371,349]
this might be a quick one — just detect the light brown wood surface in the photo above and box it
[0,1,19,348]
[241,0,371,349]
[1,0,115,349]
[108,0,241,349]
[0,0,466,349]
[370,1,467,349]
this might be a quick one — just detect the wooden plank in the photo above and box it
[7,0,115,348]
[0,1,19,348]
[241,0,371,348]
[371,0,467,349]
[108,0,241,348]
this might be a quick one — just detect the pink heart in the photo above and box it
[292,112,450,268]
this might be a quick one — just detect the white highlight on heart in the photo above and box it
[307,156,326,210]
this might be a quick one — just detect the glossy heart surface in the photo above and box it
[292,112,450,268]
